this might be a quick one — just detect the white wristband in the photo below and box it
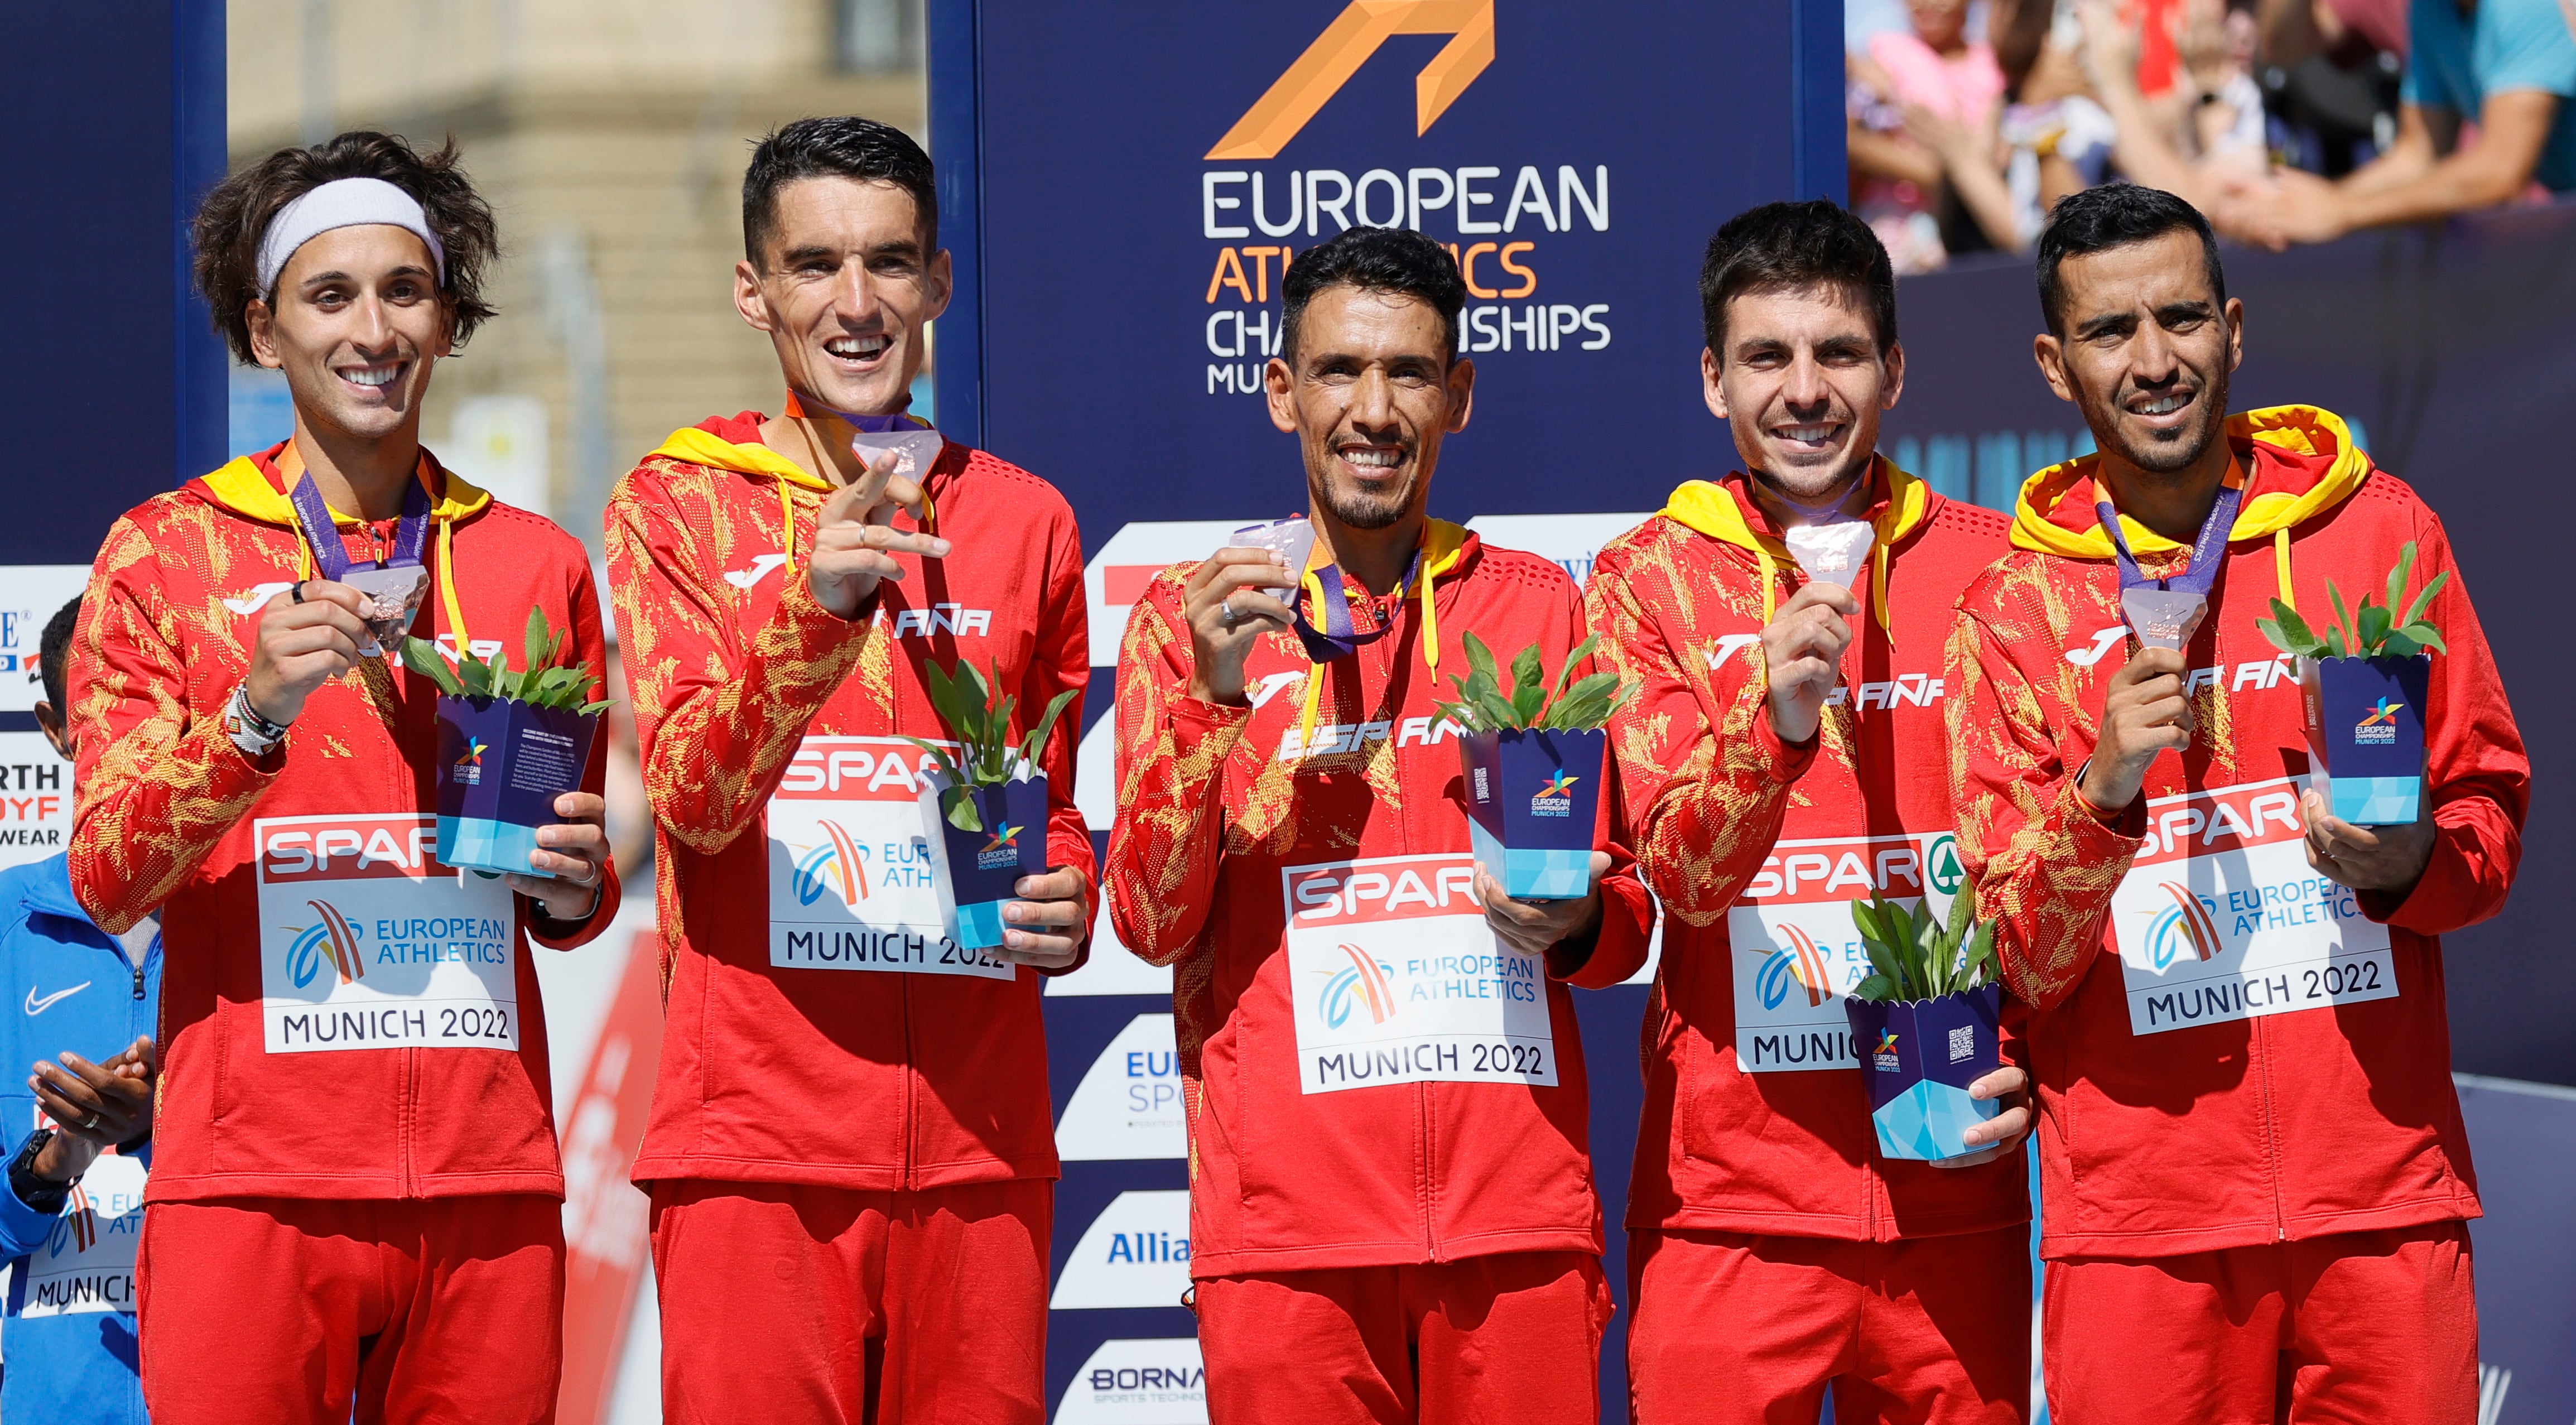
[222,683,288,759]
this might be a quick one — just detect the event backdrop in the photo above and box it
[933,4,2576,1421]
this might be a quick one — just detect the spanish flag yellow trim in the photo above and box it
[196,449,492,655]
[2009,405,2371,559]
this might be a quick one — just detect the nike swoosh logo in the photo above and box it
[26,982,89,1015]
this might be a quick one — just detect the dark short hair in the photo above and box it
[743,117,938,266]
[192,131,500,366]
[1700,200,1898,360]
[2036,184,2227,333]
[38,594,79,711]
[1280,227,1468,364]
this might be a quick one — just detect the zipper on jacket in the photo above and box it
[2252,1014,2288,1240]
[901,976,918,1192]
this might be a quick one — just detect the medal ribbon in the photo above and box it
[286,461,432,581]
[1289,546,1426,665]
[2093,478,2243,601]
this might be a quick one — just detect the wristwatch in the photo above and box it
[8,1129,71,1215]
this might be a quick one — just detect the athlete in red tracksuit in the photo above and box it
[608,118,1091,1425]
[1593,466,2032,1424]
[71,134,618,1425]
[1590,201,2031,1425]
[1107,227,1652,1425]
[1948,189,2525,1422]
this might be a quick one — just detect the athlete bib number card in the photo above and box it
[11,1148,143,1318]
[1283,853,1557,1095]
[765,735,1014,979]
[254,813,518,1053]
[1727,831,1961,1072]
[2107,774,2395,1034]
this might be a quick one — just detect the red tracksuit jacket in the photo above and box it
[1105,522,1654,1278]
[607,412,1090,1193]
[1946,406,2526,1259]
[1589,462,2028,1242]
[68,444,619,1203]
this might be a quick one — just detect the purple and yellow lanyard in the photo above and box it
[2094,479,2242,651]
[287,466,431,581]
[1288,546,1427,665]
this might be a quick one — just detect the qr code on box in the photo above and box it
[1947,1024,1975,1063]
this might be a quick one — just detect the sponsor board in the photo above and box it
[15,1150,143,1318]
[0,731,71,874]
[1057,1013,1186,1161]
[1047,904,1178,996]
[1049,1190,1193,1311]
[1085,521,1261,669]
[765,736,1014,980]
[0,565,91,713]
[1055,1337,1208,1424]
[1460,512,1650,588]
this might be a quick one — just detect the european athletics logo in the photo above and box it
[2146,881,2223,969]
[285,899,367,990]
[1320,943,1398,1029]
[2355,696,2404,745]
[1754,925,1834,1010]
[792,820,870,909]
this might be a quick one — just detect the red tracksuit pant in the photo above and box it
[1193,1250,1612,1424]
[2043,1220,2477,1423]
[649,1177,1052,1425]
[137,1193,566,1425]
[1627,1226,2030,1425]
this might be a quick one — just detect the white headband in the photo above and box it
[255,177,448,295]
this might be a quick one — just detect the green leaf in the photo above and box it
[1019,687,1080,768]
[1962,921,1997,989]
[1853,973,1897,1003]
[2401,621,2445,654]
[577,699,612,716]
[523,606,552,675]
[1849,898,1889,946]
[400,638,469,697]
[2357,601,2391,655]
[2327,580,2354,653]
[2384,542,2416,620]
[456,652,494,697]
[941,784,983,832]
[2398,569,2450,633]
[1462,632,1499,687]
[1861,934,1909,1000]
[2261,599,2324,658]
[1541,634,1598,721]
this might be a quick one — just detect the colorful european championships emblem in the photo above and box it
[976,822,1025,870]
[2354,697,2404,744]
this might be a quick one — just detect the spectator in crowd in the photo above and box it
[2227,0,2576,243]
[2077,0,2274,216]
[0,594,160,1425]
[2256,0,2410,177]
[1848,0,2021,268]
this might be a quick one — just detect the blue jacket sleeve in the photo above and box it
[0,1132,60,1258]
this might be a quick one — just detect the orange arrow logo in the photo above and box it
[1207,1,1496,161]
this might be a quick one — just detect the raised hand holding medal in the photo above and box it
[2075,476,2242,814]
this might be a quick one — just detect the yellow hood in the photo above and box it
[196,451,490,528]
[2010,405,2372,559]
[649,426,830,492]
[1659,456,1932,633]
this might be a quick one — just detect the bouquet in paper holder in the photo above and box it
[402,610,608,878]
[1842,890,2003,1164]
[2256,541,2444,826]
[904,659,1076,951]
[1435,633,1638,902]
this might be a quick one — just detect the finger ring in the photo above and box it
[290,581,307,605]
[83,1113,101,1131]
[1220,598,1240,627]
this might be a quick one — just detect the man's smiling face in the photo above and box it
[1707,283,1903,506]
[737,176,951,417]
[251,223,451,442]
[2040,229,2243,476]
[1267,284,1474,532]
